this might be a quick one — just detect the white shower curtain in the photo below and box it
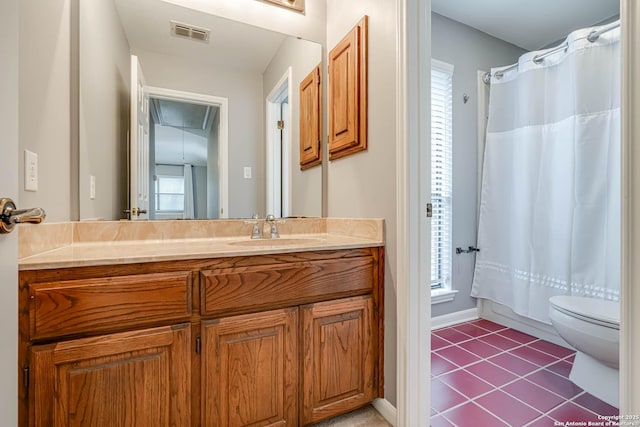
[471,23,621,324]
[183,164,195,220]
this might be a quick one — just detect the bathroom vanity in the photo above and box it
[17,219,384,426]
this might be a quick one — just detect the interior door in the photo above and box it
[0,2,19,424]
[129,55,150,220]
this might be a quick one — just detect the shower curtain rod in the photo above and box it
[482,21,620,84]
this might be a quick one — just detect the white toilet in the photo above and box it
[549,295,620,408]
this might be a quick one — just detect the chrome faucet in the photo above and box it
[265,214,285,239]
[244,213,263,239]
[244,213,285,239]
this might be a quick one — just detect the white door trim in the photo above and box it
[620,0,640,413]
[144,86,229,219]
[396,0,431,426]
[265,67,293,217]
[0,1,19,424]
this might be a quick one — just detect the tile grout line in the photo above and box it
[433,325,599,424]
[431,321,617,425]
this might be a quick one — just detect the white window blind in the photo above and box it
[431,60,453,290]
[155,175,185,212]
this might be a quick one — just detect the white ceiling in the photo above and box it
[113,0,288,72]
[431,0,620,51]
[154,122,214,167]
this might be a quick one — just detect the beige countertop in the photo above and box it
[18,218,384,270]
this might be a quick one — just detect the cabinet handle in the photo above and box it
[195,336,201,354]
[23,366,30,395]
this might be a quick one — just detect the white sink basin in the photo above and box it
[229,238,321,247]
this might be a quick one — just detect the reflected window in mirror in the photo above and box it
[155,175,185,216]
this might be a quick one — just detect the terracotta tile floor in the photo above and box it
[431,319,619,426]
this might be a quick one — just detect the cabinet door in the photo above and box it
[328,16,368,160]
[299,64,322,169]
[301,295,376,425]
[30,324,191,427]
[202,308,298,427]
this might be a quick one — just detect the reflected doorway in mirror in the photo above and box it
[142,85,229,220]
[266,67,293,218]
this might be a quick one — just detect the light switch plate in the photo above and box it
[24,150,38,192]
[244,167,252,179]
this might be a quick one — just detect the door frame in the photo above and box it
[396,0,432,425]
[620,0,640,413]
[144,86,229,219]
[266,67,293,218]
[396,1,640,425]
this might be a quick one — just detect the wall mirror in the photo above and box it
[78,0,323,221]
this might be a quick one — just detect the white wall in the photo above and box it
[135,48,264,218]
[193,166,207,218]
[326,0,399,405]
[19,0,71,222]
[263,37,323,217]
[0,0,19,423]
[79,0,130,220]
[430,13,526,318]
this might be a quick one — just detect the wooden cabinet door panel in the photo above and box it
[299,64,322,169]
[202,308,297,427]
[329,28,358,153]
[301,296,376,425]
[328,16,368,160]
[30,324,190,427]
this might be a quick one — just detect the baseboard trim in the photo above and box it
[372,398,397,426]
[477,298,571,348]
[431,307,479,330]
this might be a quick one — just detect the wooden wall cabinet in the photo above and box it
[19,248,384,427]
[300,64,322,169]
[328,16,368,161]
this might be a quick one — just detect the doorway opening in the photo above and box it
[144,87,228,219]
[266,67,293,218]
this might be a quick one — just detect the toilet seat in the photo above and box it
[549,296,619,329]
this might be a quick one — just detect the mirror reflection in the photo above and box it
[150,97,219,220]
[78,0,323,221]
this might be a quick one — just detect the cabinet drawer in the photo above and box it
[29,272,192,340]
[200,257,373,316]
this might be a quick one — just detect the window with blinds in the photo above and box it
[155,175,185,213]
[431,60,454,290]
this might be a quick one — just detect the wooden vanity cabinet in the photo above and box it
[19,248,384,427]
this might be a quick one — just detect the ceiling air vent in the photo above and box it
[170,21,210,43]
